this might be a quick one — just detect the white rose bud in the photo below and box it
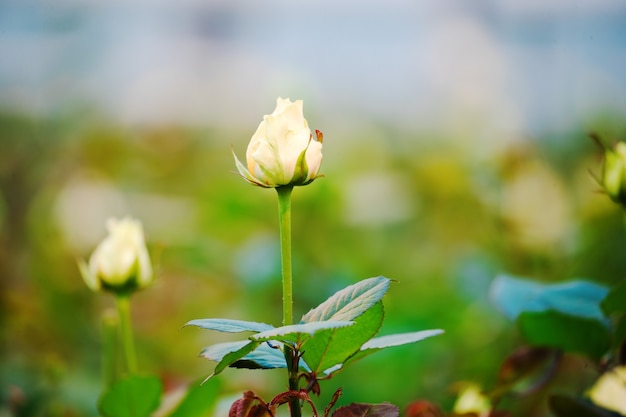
[233,97,323,188]
[79,217,153,294]
[602,142,626,206]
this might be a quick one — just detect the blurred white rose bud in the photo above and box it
[602,141,626,207]
[233,97,323,188]
[588,365,626,415]
[79,217,153,294]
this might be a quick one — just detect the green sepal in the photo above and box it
[289,145,310,185]
[232,148,271,188]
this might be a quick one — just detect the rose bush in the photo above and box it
[233,97,323,188]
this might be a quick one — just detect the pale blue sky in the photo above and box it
[1,0,625,137]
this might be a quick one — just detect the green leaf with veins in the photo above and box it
[301,276,391,323]
[303,302,384,375]
[185,318,274,333]
[250,321,354,346]
[341,329,444,371]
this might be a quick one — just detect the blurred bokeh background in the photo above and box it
[2,0,626,416]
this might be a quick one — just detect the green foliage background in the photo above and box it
[1,110,626,416]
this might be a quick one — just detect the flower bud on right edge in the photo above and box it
[602,142,626,207]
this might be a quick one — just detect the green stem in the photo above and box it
[286,347,302,417]
[101,308,119,386]
[277,186,294,327]
[115,294,138,375]
[276,186,301,417]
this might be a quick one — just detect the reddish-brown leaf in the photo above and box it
[270,390,319,416]
[324,388,344,417]
[248,404,270,417]
[332,403,398,417]
[229,391,267,417]
[270,390,306,407]
[404,400,444,417]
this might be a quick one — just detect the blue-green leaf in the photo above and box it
[251,321,354,344]
[360,329,444,350]
[200,341,250,362]
[231,342,290,370]
[301,276,391,323]
[185,318,274,333]
[200,340,295,372]
[337,329,444,373]
[200,340,261,379]
[490,274,609,322]
[99,375,162,417]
